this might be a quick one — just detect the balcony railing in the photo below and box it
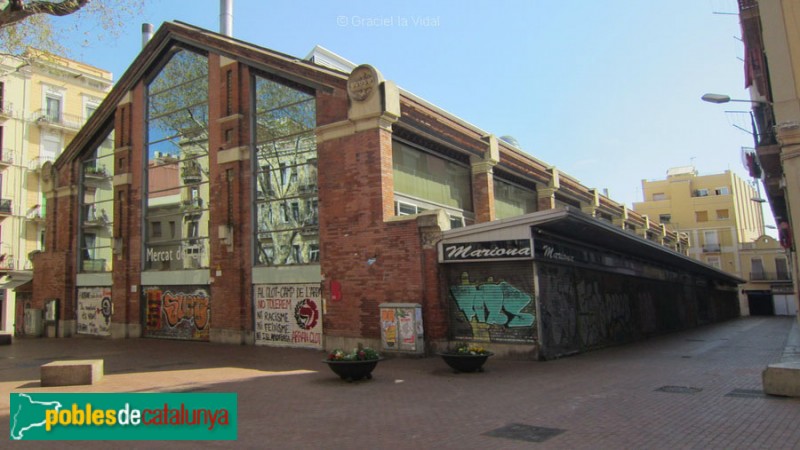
[0,198,12,215]
[702,244,721,253]
[0,102,13,122]
[28,155,55,172]
[0,149,13,170]
[30,109,85,131]
[749,271,792,281]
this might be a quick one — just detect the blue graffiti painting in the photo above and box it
[450,276,534,327]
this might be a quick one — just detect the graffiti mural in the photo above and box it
[77,287,112,336]
[254,283,322,349]
[446,263,536,344]
[143,285,210,341]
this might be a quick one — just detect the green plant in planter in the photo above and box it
[323,345,382,381]
[451,342,490,356]
[326,347,381,361]
[439,343,494,373]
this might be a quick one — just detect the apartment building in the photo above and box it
[734,0,800,321]
[634,166,794,315]
[0,51,112,333]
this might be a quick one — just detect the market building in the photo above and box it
[26,21,741,358]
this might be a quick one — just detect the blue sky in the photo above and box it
[62,0,773,229]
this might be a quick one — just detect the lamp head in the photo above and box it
[701,93,731,104]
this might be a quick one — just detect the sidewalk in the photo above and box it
[1,316,799,449]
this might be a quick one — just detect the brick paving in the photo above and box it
[1,316,798,449]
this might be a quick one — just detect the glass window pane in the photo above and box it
[494,178,537,219]
[79,129,115,273]
[144,49,210,271]
[253,75,317,266]
[392,141,472,211]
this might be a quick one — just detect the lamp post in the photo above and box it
[700,93,769,105]
[703,93,775,236]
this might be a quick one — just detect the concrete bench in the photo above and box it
[762,362,800,398]
[0,333,11,345]
[40,359,104,387]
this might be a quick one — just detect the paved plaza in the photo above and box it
[1,316,799,449]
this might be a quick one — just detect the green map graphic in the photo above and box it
[10,393,63,440]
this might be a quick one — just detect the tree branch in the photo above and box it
[0,0,90,29]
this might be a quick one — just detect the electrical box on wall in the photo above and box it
[379,303,424,354]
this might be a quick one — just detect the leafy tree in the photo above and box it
[0,0,144,57]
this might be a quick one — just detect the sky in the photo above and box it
[59,0,776,231]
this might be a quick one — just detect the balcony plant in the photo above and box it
[323,345,382,382]
[437,343,494,373]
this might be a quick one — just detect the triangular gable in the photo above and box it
[58,21,349,167]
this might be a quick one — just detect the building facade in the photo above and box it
[0,51,112,334]
[739,235,796,315]
[736,0,800,322]
[26,22,741,358]
[633,166,793,314]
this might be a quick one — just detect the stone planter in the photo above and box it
[437,352,493,373]
[323,358,383,382]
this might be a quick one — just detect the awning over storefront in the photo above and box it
[439,207,744,284]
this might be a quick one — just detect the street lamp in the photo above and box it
[701,93,769,105]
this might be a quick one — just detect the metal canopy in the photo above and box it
[440,207,743,284]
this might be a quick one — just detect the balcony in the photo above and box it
[749,271,792,282]
[0,149,13,172]
[0,254,14,274]
[181,164,203,184]
[0,103,13,123]
[702,243,721,253]
[0,199,12,220]
[26,206,45,224]
[28,155,55,172]
[30,109,84,132]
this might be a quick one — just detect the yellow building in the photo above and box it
[739,235,796,315]
[633,166,793,315]
[0,51,112,333]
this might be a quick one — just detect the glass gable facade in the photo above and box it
[144,49,210,271]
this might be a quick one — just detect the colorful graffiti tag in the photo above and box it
[76,287,112,336]
[448,271,536,343]
[143,286,210,341]
[254,284,323,349]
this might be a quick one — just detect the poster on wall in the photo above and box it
[254,284,322,349]
[76,287,112,336]
[142,285,210,341]
[380,308,397,349]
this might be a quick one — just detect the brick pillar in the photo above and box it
[581,188,599,217]
[316,64,409,349]
[31,160,77,336]
[111,84,145,338]
[471,135,499,223]
[417,211,447,341]
[537,167,560,210]
[208,56,252,344]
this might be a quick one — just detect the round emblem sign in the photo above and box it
[101,297,113,318]
[294,298,319,330]
[347,65,379,102]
